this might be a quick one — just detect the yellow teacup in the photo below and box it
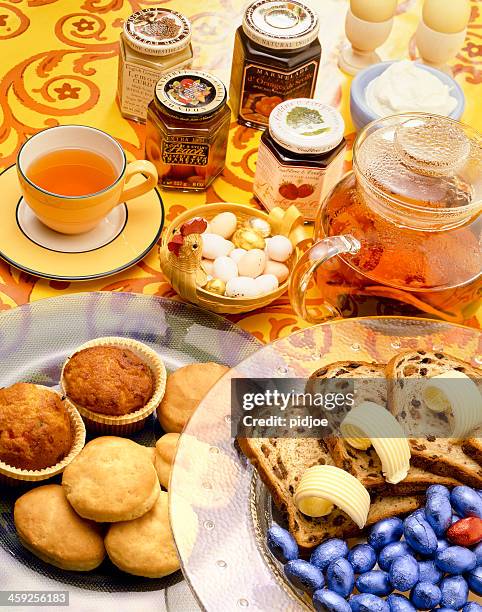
[17,125,158,235]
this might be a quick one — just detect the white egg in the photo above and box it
[237,249,266,278]
[255,274,279,295]
[208,212,237,239]
[201,259,214,275]
[267,235,293,262]
[225,276,259,298]
[230,248,247,264]
[213,256,238,282]
[201,233,234,259]
[264,260,289,283]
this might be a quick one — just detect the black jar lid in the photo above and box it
[155,70,227,118]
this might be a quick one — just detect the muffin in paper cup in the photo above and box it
[0,385,86,487]
[60,337,167,434]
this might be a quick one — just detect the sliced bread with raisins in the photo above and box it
[462,426,482,465]
[386,350,482,488]
[237,436,424,549]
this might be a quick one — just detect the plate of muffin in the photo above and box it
[0,291,261,609]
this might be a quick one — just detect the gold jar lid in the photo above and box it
[123,8,192,56]
[155,70,227,118]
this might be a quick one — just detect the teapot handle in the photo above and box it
[289,234,361,324]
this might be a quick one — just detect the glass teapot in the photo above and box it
[289,113,482,325]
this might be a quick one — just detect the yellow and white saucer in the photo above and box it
[0,166,164,281]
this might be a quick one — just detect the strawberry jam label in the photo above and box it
[239,60,318,129]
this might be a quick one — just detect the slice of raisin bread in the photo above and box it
[462,426,482,465]
[312,361,460,492]
[386,350,482,488]
[238,436,423,549]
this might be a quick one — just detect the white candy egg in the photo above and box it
[225,276,259,298]
[201,259,214,275]
[255,274,279,295]
[267,235,293,262]
[201,233,234,259]
[208,212,237,239]
[237,249,266,278]
[264,260,289,283]
[230,248,247,264]
[213,256,238,282]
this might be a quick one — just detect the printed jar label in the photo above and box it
[239,60,318,129]
[160,136,209,189]
[254,144,345,221]
[119,60,163,122]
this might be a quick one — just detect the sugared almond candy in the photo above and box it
[264,260,289,283]
[208,212,237,239]
[447,517,482,546]
[201,233,234,259]
[238,249,266,278]
[267,235,293,262]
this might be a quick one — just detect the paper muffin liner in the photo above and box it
[0,385,86,486]
[60,337,167,434]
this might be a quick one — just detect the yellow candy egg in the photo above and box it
[204,278,226,296]
[423,0,471,34]
[350,0,398,23]
[232,228,266,251]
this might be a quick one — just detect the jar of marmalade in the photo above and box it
[254,99,346,222]
[117,8,193,123]
[146,70,231,191]
[230,0,321,130]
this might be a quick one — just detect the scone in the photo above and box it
[105,491,180,578]
[62,346,154,416]
[157,362,229,433]
[0,383,72,471]
[62,437,159,522]
[14,485,105,571]
[154,433,180,488]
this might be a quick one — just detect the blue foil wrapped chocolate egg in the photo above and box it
[418,559,443,584]
[410,581,442,610]
[451,486,482,519]
[474,542,482,565]
[463,603,482,612]
[267,524,298,563]
[350,593,390,612]
[404,513,438,555]
[425,488,453,536]
[310,538,348,572]
[368,518,404,551]
[312,588,351,612]
[389,555,420,591]
[347,543,377,574]
[440,575,469,609]
[284,559,324,594]
[435,546,477,575]
[356,570,393,597]
[466,565,482,596]
[326,557,354,598]
[386,593,416,611]
[378,541,414,571]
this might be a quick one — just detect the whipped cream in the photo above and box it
[365,60,458,118]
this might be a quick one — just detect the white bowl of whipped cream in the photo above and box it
[350,60,465,131]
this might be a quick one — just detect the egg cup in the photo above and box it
[159,203,306,315]
[60,337,167,434]
[0,386,86,486]
[416,20,468,75]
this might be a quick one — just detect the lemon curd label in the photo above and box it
[239,60,318,128]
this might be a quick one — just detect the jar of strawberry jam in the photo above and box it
[230,0,321,130]
[254,99,346,221]
[145,70,231,191]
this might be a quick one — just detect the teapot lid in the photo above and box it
[354,114,482,212]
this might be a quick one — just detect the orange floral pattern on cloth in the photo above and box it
[0,0,480,341]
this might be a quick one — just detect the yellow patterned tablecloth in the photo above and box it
[0,0,481,342]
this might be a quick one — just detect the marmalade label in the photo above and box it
[162,137,209,166]
[239,60,318,128]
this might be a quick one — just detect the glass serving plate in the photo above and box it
[0,291,261,612]
[170,317,482,611]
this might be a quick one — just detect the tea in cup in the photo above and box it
[17,125,158,234]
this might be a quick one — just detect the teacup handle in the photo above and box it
[119,160,158,202]
[289,234,361,324]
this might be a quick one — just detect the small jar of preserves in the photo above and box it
[230,0,321,130]
[117,8,193,123]
[254,99,346,222]
[146,70,231,191]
